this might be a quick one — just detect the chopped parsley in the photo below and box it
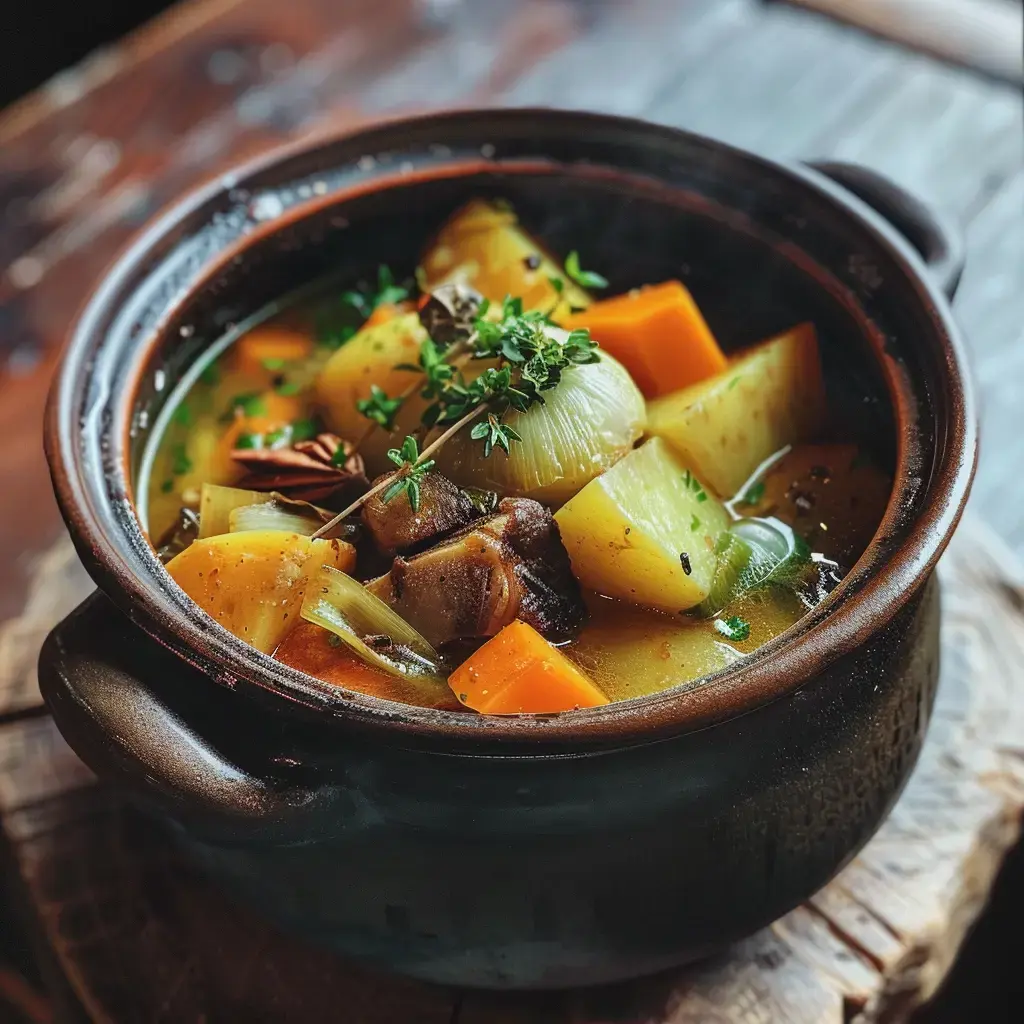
[274,379,302,397]
[199,360,220,386]
[690,514,701,531]
[715,616,751,642]
[262,357,288,372]
[171,403,192,427]
[727,376,741,390]
[160,479,174,494]
[235,433,262,450]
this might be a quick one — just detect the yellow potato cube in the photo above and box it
[646,322,825,498]
[419,199,591,318]
[554,438,731,614]
[166,530,355,654]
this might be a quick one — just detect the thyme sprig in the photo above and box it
[311,291,599,536]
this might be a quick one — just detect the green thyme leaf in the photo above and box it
[357,385,404,430]
[564,250,608,289]
[715,616,751,642]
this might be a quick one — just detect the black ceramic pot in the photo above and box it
[40,110,976,989]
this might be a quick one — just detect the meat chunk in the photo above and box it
[361,472,478,556]
[365,498,586,647]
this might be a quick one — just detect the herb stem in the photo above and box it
[310,403,487,539]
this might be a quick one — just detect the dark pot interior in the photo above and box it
[40,109,976,987]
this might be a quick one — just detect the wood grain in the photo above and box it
[0,518,1021,1023]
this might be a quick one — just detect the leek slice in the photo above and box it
[301,566,443,681]
[697,517,813,617]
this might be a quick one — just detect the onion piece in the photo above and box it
[230,501,323,536]
[435,348,645,506]
[198,483,271,538]
[301,565,444,681]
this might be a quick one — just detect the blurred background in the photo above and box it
[0,1,1021,1022]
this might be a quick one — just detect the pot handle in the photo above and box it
[39,592,331,841]
[806,160,965,299]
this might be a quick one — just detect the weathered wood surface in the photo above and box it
[0,0,1022,1020]
[782,0,1024,83]
[0,517,1020,1023]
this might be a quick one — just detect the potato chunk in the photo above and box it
[554,438,731,614]
[166,530,355,654]
[314,312,427,470]
[646,323,825,498]
[419,199,591,318]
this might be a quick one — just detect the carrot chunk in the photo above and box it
[230,326,314,377]
[449,620,609,715]
[559,280,727,398]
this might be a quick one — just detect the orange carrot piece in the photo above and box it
[448,620,609,715]
[559,280,727,398]
[230,326,314,377]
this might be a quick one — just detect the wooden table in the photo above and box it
[1,0,1022,1020]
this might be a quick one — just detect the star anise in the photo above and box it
[231,433,369,508]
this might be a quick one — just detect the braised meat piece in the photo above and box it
[365,498,586,647]
[361,472,478,556]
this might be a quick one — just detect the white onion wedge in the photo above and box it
[436,349,645,506]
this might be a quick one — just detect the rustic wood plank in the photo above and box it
[1,517,1021,1023]
[502,0,754,116]
[644,1,908,160]
[782,0,1024,83]
[951,171,1024,557]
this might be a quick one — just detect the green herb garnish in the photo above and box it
[715,616,751,642]
[739,481,766,506]
[229,392,267,418]
[682,469,708,503]
[235,433,262,450]
[199,360,220,386]
[564,250,608,290]
[274,380,302,397]
[262,357,287,372]
[290,418,318,442]
[342,264,409,319]
[160,479,174,494]
[382,436,435,512]
[357,384,405,430]
[727,376,741,390]
[170,442,193,476]
[172,403,193,428]
[690,514,701,531]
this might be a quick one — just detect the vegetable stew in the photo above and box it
[143,199,892,715]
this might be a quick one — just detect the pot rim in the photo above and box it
[46,107,977,750]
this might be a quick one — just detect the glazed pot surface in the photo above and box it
[39,110,975,987]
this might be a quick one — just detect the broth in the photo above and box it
[144,199,891,715]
